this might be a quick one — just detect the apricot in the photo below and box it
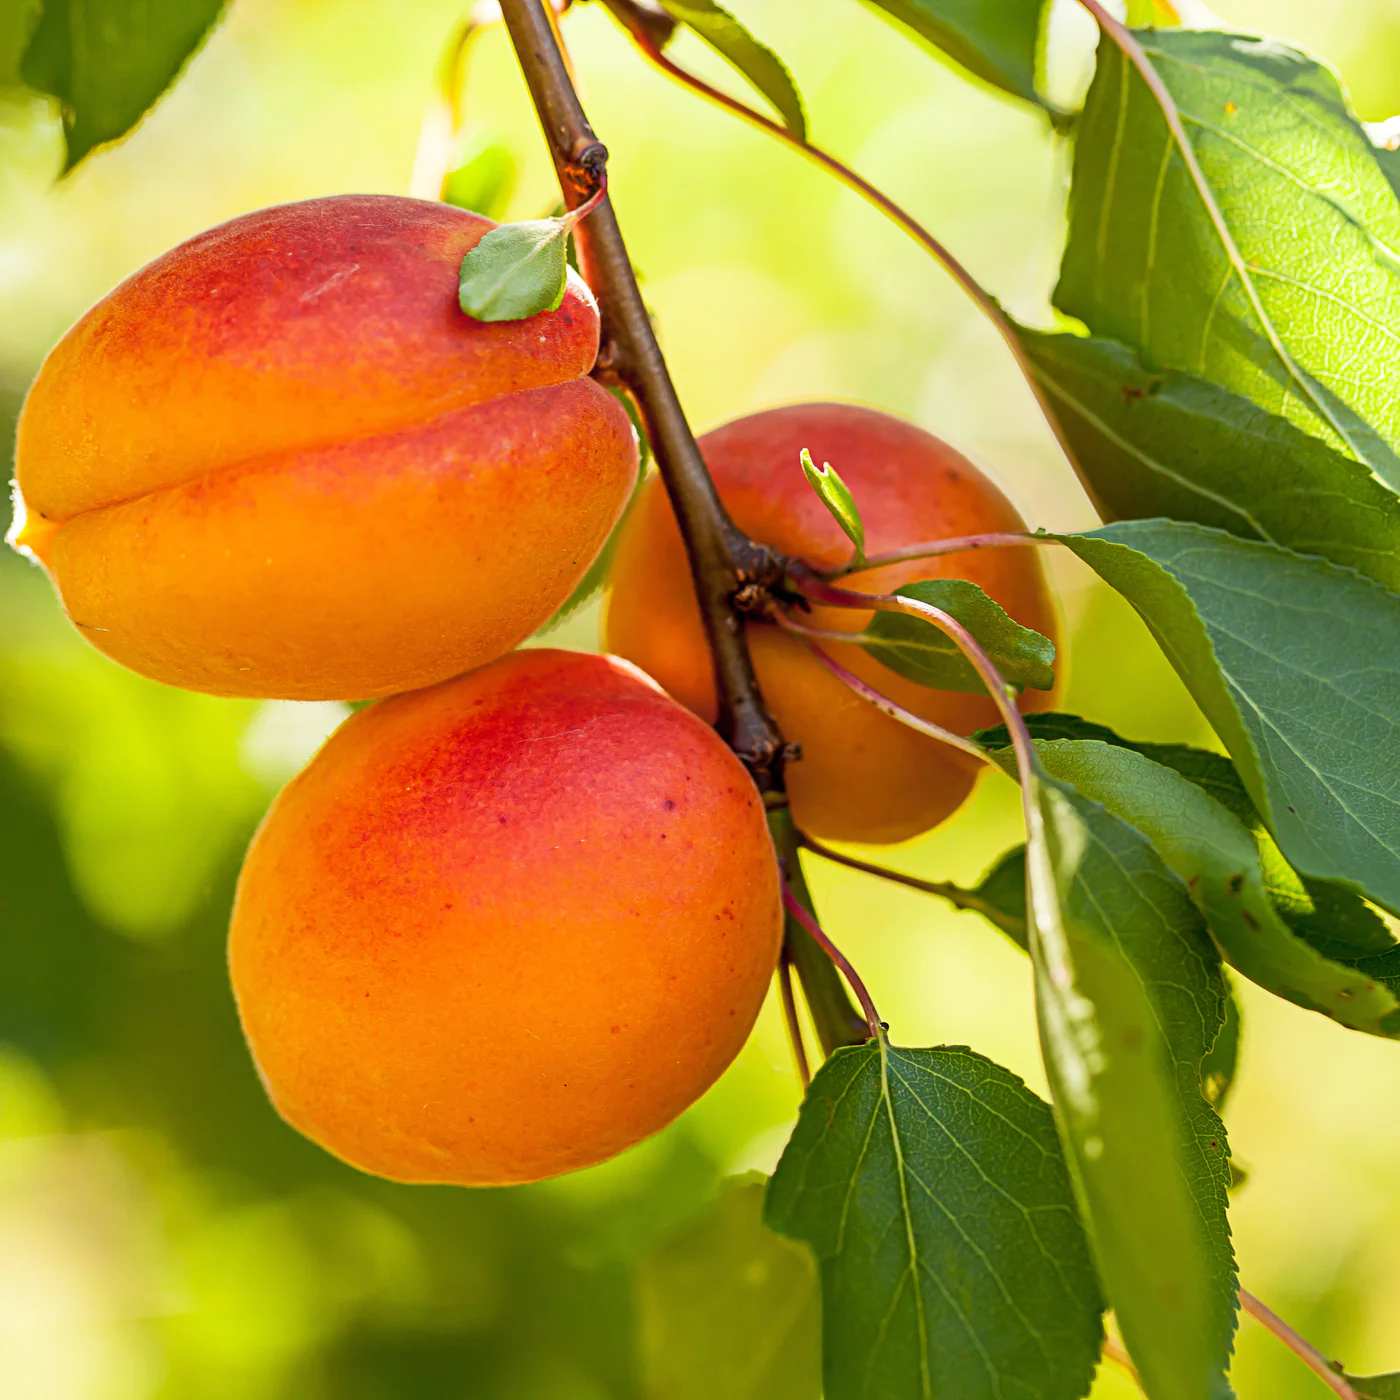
[604,403,1058,845]
[228,648,782,1186]
[11,195,637,700]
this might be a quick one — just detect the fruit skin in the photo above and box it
[12,195,637,700]
[604,403,1059,845]
[229,648,782,1187]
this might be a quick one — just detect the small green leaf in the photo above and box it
[655,0,806,139]
[860,0,1049,110]
[959,845,1029,949]
[1056,521,1400,918]
[637,1176,821,1400]
[441,140,517,221]
[458,219,570,323]
[860,578,1055,694]
[1017,326,1400,593]
[799,448,865,567]
[1023,775,1237,1400]
[22,0,227,171]
[766,1043,1103,1400]
[1349,1374,1400,1400]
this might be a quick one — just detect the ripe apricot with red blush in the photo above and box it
[228,648,783,1186]
[604,403,1059,844]
[11,195,637,700]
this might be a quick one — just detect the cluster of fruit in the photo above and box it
[10,195,1054,1184]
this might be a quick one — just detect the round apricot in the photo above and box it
[604,403,1058,845]
[229,648,782,1186]
[11,196,637,700]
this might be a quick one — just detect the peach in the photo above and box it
[228,648,783,1186]
[604,404,1059,844]
[11,195,637,699]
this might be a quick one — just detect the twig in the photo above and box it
[825,531,1040,579]
[772,613,987,762]
[789,563,1039,784]
[777,951,811,1087]
[788,562,1047,910]
[497,0,788,788]
[503,0,872,1061]
[799,831,1026,944]
[781,886,883,1041]
[595,0,1082,473]
[1239,1289,1359,1400]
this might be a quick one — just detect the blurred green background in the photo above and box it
[2,0,1399,1394]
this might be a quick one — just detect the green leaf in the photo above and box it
[1,0,40,87]
[1058,29,1400,481]
[637,1176,821,1400]
[441,140,517,221]
[21,0,227,171]
[1057,520,1400,917]
[458,219,571,323]
[977,714,1400,1012]
[1350,1375,1400,1400]
[859,0,1049,110]
[959,845,1030,950]
[1023,775,1237,1400]
[1029,739,1400,1038]
[766,1043,1103,1400]
[1017,327,1400,593]
[655,0,806,139]
[800,448,865,567]
[1372,136,1400,201]
[860,579,1056,694]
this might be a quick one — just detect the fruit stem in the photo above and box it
[1238,1289,1360,1400]
[498,0,789,789]
[769,805,872,1055]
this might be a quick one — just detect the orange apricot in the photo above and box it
[11,196,637,700]
[604,403,1059,845]
[228,648,783,1186]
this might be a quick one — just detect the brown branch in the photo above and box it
[497,0,787,788]
[498,0,868,1056]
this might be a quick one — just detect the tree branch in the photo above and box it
[497,0,788,787]
[498,0,867,1054]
